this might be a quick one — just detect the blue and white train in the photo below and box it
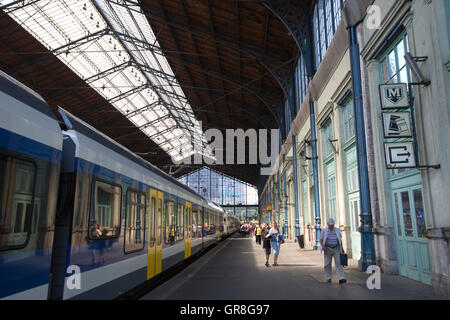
[0,70,240,300]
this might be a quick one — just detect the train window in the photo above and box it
[204,211,210,236]
[165,200,175,245]
[0,154,36,251]
[89,180,121,240]
[124,189,146,253]
[157,198,162,246]
[189,207,194,238]
[212,213,216,234]
[177,203,184,241]
[192,207,198,238]
[185,205,192,238]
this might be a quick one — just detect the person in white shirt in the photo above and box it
[319,218,346,284]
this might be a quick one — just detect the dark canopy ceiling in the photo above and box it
[0,0,305,186]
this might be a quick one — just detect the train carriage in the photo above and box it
[0,70,62,299]
[0,70,238,300]
[50,109,230,299]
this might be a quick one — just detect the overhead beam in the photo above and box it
[263,0,315,77]
[92,0,197,154]
[110,0,297,108]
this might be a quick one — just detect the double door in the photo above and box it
[147,189,163,279]
[391,185,431,284]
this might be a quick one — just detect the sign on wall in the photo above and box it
[379,83,409,109]
[382,112,412,138]
[384,142,416,169]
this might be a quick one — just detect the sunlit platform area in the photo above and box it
[141,233,446,300]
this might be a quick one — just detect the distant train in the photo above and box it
[0,70,239,300]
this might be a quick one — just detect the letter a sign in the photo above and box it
[379,83,409,109]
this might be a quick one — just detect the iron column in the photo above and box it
[283,166,288,235]
[292,135,300,238]
[348,26,376,271]
[310,100,321,250]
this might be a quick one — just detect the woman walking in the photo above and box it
[262,225,271,267]
[266,221,284,266]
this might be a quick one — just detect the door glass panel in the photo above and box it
[185,206,188,238]
[189,207,192,237]
[394,193,402,236]
[351,199,360,230]
[401,191,414,237]
[150,197,156,247]
[413,189,426,238]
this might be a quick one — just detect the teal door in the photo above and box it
[344,142,361,260]
[392,185,431,284]
[348,193,361,260]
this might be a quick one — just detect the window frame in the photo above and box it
[157,197,163,246]
[321,117,334,160]
[177,202,184,241]
[0,151,37,252]
[312,0,343,71]
[378,31,417,177]
[341,96,356,143]
[123,188,146,254]
[164,199,176,244]
[88,178,123,241]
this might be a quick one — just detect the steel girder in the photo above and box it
[115,24,283,125]
[114,27,279,129]
[91,1,205,154]
[111,0,292,123]
[0,0,39,13]
[263,0,315,77]
[179,0,230,128]
[263,0,316,127]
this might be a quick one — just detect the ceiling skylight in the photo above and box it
[1,0,214,162]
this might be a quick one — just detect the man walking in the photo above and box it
[320,218,347,284]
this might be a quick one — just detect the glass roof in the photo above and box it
[1,0,214,162]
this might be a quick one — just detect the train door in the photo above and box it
[147,188,163,279]
[184,202,192,258]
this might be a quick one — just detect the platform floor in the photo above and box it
[141,233,446,300]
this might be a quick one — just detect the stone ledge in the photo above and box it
[425,227,450,240]
[373,226,393,236]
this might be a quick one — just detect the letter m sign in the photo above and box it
[379,83,409,109]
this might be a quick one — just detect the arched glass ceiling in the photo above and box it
[1,0,214,162]
[178,167,259,206]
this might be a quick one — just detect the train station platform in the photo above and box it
[141,233,446,300]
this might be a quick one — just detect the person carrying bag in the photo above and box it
[319,218,347,284]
